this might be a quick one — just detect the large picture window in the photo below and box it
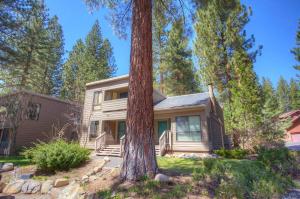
[176,116,201,141]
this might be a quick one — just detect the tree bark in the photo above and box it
[121,0,158,181]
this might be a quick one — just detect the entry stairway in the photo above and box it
[96,145,161,157]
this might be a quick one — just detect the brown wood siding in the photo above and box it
[11,94,79,152]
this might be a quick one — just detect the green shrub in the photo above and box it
[257,147,299,177]
[192,158,292,199]
[214,148,248,159]
[22,139,90,172]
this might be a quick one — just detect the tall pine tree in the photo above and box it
[291,19,300,77]
[0,0,64,95]
[261,77,279,118]
[61,20,116,102]
[161,19,199,96]
[277,76,290,113]
[289,78,300,110]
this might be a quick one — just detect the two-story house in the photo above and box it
[81,75,226,156]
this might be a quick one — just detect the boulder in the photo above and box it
[58,182,85,199]
[2,163,14,172]
[41,180,54,194]
[0,181,6,193]
[104,156,110,162]
[154,174,170,183]
[3,180,25,194]
[86,171,95,176]
[89,175,97,182]
[54,178,69,187]
[21,180,41,194]
[81,175,89,184]
[93,161,106,173]
[19,173,34,180]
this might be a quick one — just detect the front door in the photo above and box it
[158,120,169,139]
[118,121,126,139]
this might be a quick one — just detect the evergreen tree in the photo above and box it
[223,51,262,148]
[289,78,300,110]
[194,0,262,147]
[261,78,279,118]
[162,19,199,96]
[291,20,300,77]
[276,76,290,112]
[61,40,85,102]
[0,0,64,95]
[61,20,116,102]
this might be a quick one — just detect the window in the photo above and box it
[119,92,128,99]
[90,121,99,138]
[27,103,41,120]
[93,91,102,106]
[0,128,9,147]
[176,116,201,141]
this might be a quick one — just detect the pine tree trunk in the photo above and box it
[121,0,158,181]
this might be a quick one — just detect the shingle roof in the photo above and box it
[154,92,210,110]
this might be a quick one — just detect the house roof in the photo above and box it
[86,74,129,87]
[279,110,300,119]
[154,92,210,110]
[0,90,80,106]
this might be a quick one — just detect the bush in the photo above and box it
[22,140,90,172]
[257,147,300,177]
[193,158,292,199]
[214,148,248,159]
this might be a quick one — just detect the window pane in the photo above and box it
[189,116,201,131]
[176,117,189,132]
[176,116,201,142]
[90,121,99,138]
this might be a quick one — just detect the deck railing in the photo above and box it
[95,132,107,152]
[120,135,126,157]
[159,130,171,156]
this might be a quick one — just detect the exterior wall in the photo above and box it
[154,107,211,152]
[81,78,129,148]
[0,93,80,154]
[207,100,227,150]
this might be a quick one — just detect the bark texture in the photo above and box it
[121,0,158,181]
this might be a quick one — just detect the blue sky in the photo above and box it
[45,0,300,85]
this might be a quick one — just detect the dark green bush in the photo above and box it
[257,147,299,177]
[193,158,293,199]
[214,148,248,159]
[22,140,90,172]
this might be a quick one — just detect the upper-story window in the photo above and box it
[119,92,128,99]
[93,91,102,110]
[27,103,41,120]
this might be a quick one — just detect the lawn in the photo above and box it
[97,157,294,199]
[0,156,31,167]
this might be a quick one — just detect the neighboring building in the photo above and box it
[280,110,300,143]
[81,75,227,156]
[0,90,81,155]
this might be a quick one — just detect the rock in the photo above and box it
[54,178,69,187]
[21,180,41,194]
[19,173,34,180]
[41,180,53,194]
[3,180,25,194]
[89,175,97,182]
[93,161,106,173]
[104,156,110,162]
[2,163,14,172]
[58,182,85,199]
[86,170,95,176]
[154,174,170,183]
[81,175,89,184]
[0,182,6,193]
[49,187,61,198]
